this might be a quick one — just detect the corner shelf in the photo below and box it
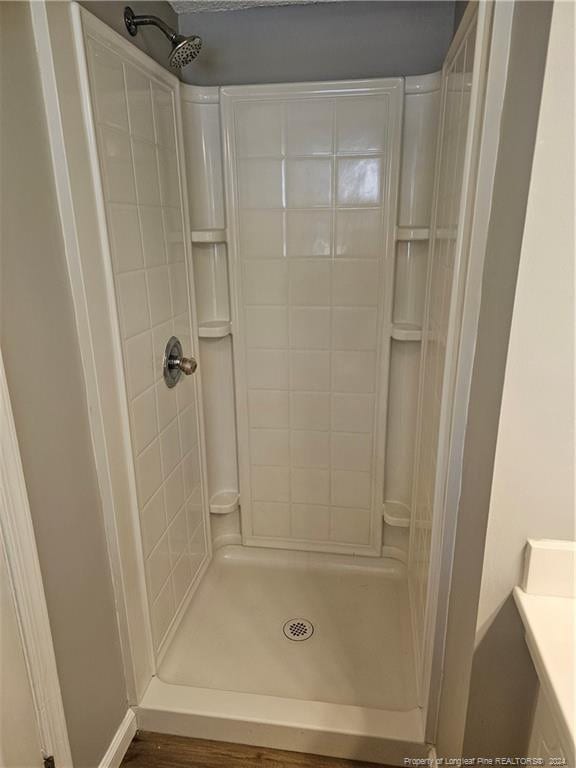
[209,490,240,516]
[383,502,411,528]
[198,320,232,339]
[191,229,227,244]
[381,545,408,563]
[391,323,422,342]
[396,226,430,241]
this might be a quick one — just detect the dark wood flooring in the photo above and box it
[121,732,394,768]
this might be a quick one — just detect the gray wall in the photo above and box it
[465,0,571,757]
[177,1,456,86]
[80,0,178,70]
[433,0,553,758]
[0,3,127,766]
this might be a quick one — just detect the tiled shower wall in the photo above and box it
[410,15,477,669]
[223,83,403,554]
[84,34,207,652]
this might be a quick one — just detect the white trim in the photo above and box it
[423,0,518,746]
[34,1,214,700]
[29,0,149,703]
[419,0,489,718]
[404,71,442,95]
[407,0,504,735]
[0,350,73,767]
[181,83,220,104]
[98,710,137,768]
[137,677,427,765]
[71,0,214,675]
[432,1,520,750]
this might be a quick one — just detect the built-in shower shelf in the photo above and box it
[383,502,411,528]
[210,490,240,515]
[191,229,227,244]
[396,226,430,241]
[391,323,422,342]
[198,320,232,339]
[381,545,408,563]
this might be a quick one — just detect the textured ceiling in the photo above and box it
[170,0,357,12]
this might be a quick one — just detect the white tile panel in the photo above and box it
[223,79,403,554]
[85,36,208,654]
[291,468,330,505]
[246,349,289,389]
[335,97,388,154]
[336,157,382,206]
[117,271,151,338]
[250,429,290,466]
[130,386,159,455]
[125,66,155,142]
[286,211,332,258]
[286,159,332,207]
[140,488,167,556]
[108,204,144,272]
[335,209,383,258]
[153,83,177,150]
[285,99,333,156]
[140,206,167,267]
[168,509,188,565]
[238,159,283,208]
[239,210,284,258]
[147,532,171,600]
[332,307,378,350]
[133,139,161,206]
[291,504,331,540]
[236,100,283,158]
[289,259,331,306]
[90,45,128,131]
[246,307,289,348]
[252,502,290,538]
[291,430,330,468]
[252,466,290,502]
[289,307,330,350]
[248,390,290,428]
[289,350,330,391]
[243,260,288,305]
[290,392,330,431]
[151,578,175,649]
[164,465,185,523]
[332,260,379,306]
[99,126,135,204]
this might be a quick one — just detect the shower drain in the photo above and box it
[283,618,314,641]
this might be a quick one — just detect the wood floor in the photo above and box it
[121,732,394,768]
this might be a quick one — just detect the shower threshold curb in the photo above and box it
[136,677,428,765]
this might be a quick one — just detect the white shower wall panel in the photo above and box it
[222,80,403,555]
[82,29,209,654]
[410,13,477,687]
[398,74,441,228]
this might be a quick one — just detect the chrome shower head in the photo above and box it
[169,34,203,69]
[124,6,202,69]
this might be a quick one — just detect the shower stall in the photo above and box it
[36,0,496,761]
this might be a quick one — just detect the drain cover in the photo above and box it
[283,618,314,641]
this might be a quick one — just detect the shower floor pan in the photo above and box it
[137,545,428,763]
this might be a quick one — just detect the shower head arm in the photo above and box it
[124,7,180,45]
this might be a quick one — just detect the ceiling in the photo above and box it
[170,0,363,12]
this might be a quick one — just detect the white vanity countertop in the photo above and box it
[513,586,575,753]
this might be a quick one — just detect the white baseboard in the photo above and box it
[99,709,137,768]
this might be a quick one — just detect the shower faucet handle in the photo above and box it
[177,356,197,376]
[163,336,197,388]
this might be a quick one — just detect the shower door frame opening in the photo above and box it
[31,0,522,759]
